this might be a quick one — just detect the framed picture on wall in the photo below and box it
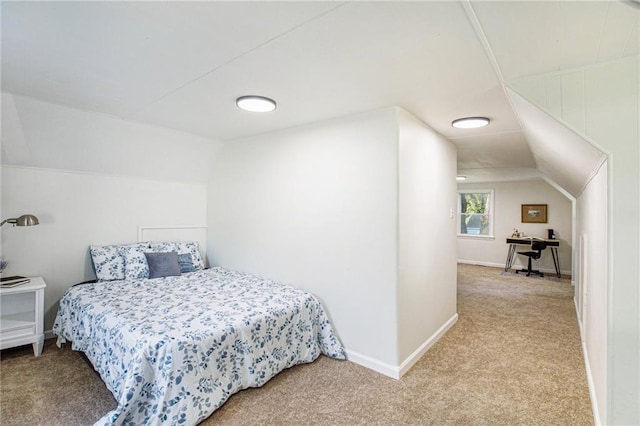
[521,204,548,223]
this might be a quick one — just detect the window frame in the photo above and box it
[457,189,495,239]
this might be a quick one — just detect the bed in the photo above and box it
[53,241,345,425]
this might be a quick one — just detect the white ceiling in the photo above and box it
[2,1,638,182]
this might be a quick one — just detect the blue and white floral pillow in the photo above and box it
[90,245,125,281]
[120,245,151,279]
[150,242,204,271]
[90,243,150,281]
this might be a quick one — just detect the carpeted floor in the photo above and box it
[0,264,593,425]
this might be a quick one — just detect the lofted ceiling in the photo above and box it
[2,1,638,183]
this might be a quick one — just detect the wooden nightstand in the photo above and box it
[0,277,46,356]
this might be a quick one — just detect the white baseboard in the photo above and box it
[345,313,459,380]
[457,259,572,276]
[574,297,602,426]
[398,313,458,378]
[344,349,401,379]
[457,259,505,269]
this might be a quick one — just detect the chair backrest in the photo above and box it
[532,241,547,251]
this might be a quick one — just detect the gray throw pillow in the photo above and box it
[145,252,181,279]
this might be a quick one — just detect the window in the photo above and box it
[458,189,494,237]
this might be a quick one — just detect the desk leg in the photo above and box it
[551,247,561,278]
[505,244,517,272]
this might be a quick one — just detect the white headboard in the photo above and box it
[137,225,208,266]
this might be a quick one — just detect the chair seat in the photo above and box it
[518,250,541,259]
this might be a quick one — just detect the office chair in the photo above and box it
[515,241,547,277]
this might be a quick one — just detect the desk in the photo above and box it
[505,238,561,278]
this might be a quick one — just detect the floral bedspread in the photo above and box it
[53,267,346,425]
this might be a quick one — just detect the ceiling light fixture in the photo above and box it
[452,117,490,129]
[236,96,277,113]
[456,176,467,181]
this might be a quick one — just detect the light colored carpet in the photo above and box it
[0,264,593,425]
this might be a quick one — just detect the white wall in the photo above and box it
[585,60,639,426]
[208,108,401,368]
[208,107,458,376]
[1,94,219,331]
[457,179,573,275]
[397,109,457,365]
[576,162,608,423]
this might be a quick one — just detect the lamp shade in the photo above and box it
[0,214,40,227]
[16,214,39,226]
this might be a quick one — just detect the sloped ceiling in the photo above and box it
[508,90,606,197]
[473,1,638,82]
[1,1,638,185]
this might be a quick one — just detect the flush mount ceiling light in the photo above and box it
[451,117,490,129]
[236,96,277,112]
[456,176,467,181]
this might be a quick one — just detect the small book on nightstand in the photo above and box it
[0,275,31,287]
